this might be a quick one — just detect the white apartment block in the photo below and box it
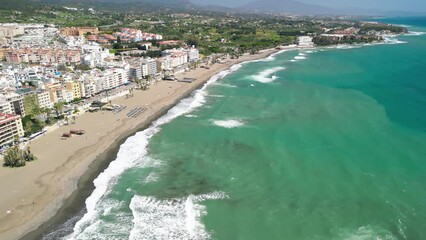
[0,92,25,116]
[141,58,157,77]
[184,48,200,62]
[80,68,128,96]
[0,101,13,114]
[298,36,314,47]
[0,113,24,147]
[37,91,53,109]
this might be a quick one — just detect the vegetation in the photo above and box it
[53,102,66,118]
[359,23,407,34]
[3,146,36,168]
[22,115,45,137]
[23,94,41,116]
[313,35,382,46]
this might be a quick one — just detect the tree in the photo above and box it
[134,78,144,89]
[23,147,36,162]
[53,102,65,118]
[3,146,26,167]
[186,37,199,47]
[113,36,122,49]
[24,121,33,136]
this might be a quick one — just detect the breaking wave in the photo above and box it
[212,119,245,128]
[251,67,285,83]
[129,192,228,240]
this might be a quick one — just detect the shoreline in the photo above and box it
[0,47,282,240]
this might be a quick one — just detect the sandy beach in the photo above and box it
[0,48,281,240]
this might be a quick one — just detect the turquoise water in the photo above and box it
[67,18,426,240]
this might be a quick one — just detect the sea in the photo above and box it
[44,17,426,240]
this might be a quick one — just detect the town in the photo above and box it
[0,5,406,164]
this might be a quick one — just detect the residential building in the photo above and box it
[0,92,25,116]
[45,82,67,103]
[298,36,314,47]
[0,113,24,147]
[6,48,81,65]
[37,91,53,109]
[65,81,82,100]
[184,47,200,62]
[60,27,99,37]
[0,101,13,114]
[0,24,25,38]
[162,49,188,68]
[129,66,142,80]
[141,58,158,77]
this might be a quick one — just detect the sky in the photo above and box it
[193,0,426,13]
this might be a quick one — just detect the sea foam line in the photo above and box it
[67,62,244,239]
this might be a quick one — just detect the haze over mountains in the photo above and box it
[238,0,337,15]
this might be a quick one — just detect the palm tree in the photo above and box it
[53,102,65,118]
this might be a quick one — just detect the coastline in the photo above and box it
[0,48,281,240]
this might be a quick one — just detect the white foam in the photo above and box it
[251,66,285,83]
[212,82,238,88]
[290,59,297,62]
[337,225,397,240]
[67,61,243,240]
[129,192,228,240]
[251,49,290,62]
[406,31,425,36]
[383,37,407,45]
[298,53,306,56]
[208,94,225,98]
[212,119,244,128]
[143,172,159,184]
[294,56,306,60]
[185,114,198,118]
[305,50,314,53]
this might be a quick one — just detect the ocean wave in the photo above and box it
[129,192,228,240]
[212,119,245,128]
[294,56,307,60]
[336,225,397,240]
[406,31,426,36]
[208,94,225,98]
[251,49,290,62]
[67,61,243,240]
[212,82,238,88]
[252,66,285,83]
[290,59,297,62]
[185,114,198,118]
[383,38,407,45]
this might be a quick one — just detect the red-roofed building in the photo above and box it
[0,113,24,147]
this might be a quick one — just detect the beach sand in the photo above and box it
[0,49,279,240]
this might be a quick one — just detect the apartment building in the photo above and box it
[0,113,24,147]
[37,91,53,109]
[65,81,82,100]
[6,48,81,65]
[0,92,25,116]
